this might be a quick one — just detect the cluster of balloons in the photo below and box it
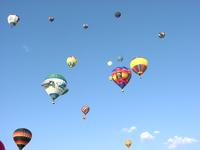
[6,14,166,40]
[41,56,90,119]
[3,7,164,150]
[110,57,148,92]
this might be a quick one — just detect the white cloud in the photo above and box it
[166,136,198,149]
[140,131,154,141]
[122,126,137,133]
[153,130,160,134]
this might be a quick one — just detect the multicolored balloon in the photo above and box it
[13,128,32,150]
[7,14,20,26]
[111,67,132,92]
[81,104,90,119]
[130,57,148,78]
[0,141,5,150]
[41,74,69,104]
[66,56,78,68]
[124,139,132,149]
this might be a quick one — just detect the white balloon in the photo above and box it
[107,61,112,66]
[7,14,20,26]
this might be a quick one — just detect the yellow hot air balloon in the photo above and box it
[130,57,148,78]
[124,139,132,149]
[66,56,78,68]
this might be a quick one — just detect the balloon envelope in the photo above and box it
[66,56,78,68]
[124,139,132,148]
[81,104,90,115]
[115,11,121,18]
[7,14,20,26]
[107,61,112,67]
[42,74,69,104]
[117,56,123,62]
[158,32,165,38]
[13,128,32,150]
[48,16,54,22]
[111,67,131,91]
[0,141,5,150]
[130,57,148,77]
[83,23,89,29]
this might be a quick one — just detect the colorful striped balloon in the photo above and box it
[13,128,32,150]
[81,104,90,119]
[0,141,5,150]
[111,67,132,92]
[130,57,148,78]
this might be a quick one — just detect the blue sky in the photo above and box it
[0,0,200,150]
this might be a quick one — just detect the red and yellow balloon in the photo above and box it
[130,57,148,78]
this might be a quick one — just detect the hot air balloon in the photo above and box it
[0,141,5,150]
[13,128,32,150]
[7,14,20,26]
[107,61,112,67]
[117,56,123,62]
[41,74,69,104]
[81,104,90,119]
[83,23,89,29]
[124,139,132,149]
[130,57,148,78]
[158,32,165,39]
[66,56,78,68]
[111,67,132,92]
[48,16,54,22]
[115,11,121,18]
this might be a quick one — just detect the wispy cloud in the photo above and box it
[140,131,154,141]
[165,136,198,149]
[122,126,137,133]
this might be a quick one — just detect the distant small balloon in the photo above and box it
[117,56,123,62]
[158,32,165,38]
[7,14,20,26]
[115,11,121,18]
[83,23,89,29]
[124,139,132,149]
[107,61,112,67]
[81,104,90,119]
[48,16,54,22]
